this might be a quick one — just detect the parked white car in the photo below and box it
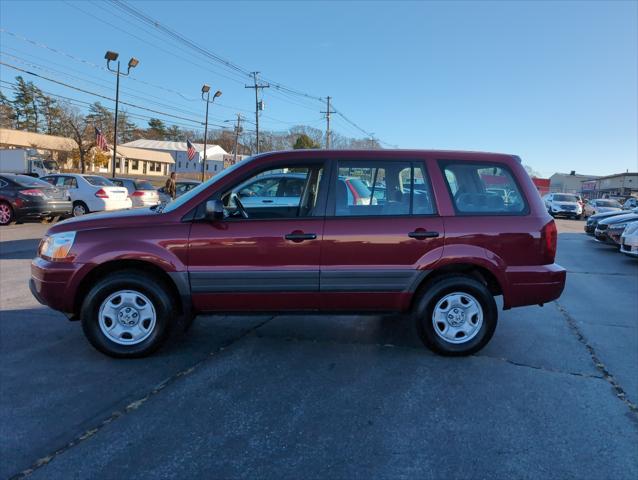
[620,222,638,258]
[41,174,132,216]
[583,198,622,217]
[543,193,583,219]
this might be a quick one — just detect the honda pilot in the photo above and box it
[30,150,566,358]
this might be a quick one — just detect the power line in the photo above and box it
[1,26,392,145]
[0,61,230,128]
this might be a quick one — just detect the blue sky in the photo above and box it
[1,0,636,176]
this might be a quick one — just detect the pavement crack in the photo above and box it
[554,301,638,417]
[9,315,275,480]
[568,270,637,277]
[474,354,604,379]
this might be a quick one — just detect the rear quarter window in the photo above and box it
[440,161,528,215]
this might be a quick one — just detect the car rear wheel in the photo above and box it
[0,201,15,226]
[72,201,89,217]
[81,271,176,358]
[414,275,497,356]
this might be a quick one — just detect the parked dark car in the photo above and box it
[0,173,71,226]
[584,208,637,235]
[594,212,638,245]
[30,150,566,358]
[158,179,201,203]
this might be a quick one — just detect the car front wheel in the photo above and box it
[81,271,175,358]
[414,275,497,356]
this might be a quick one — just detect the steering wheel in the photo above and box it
[230,192,249,219]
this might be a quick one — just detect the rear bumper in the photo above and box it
[103,199,133,211]
[30,257,81,313]
[16,202,72,220]
[503,263,566,309]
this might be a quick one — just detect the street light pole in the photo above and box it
[201,85,222,182]
[112,60,120,177]
[105,51,138,178]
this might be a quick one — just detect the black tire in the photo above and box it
[72,201,89,217]
[81,270,176,358]
[0,201,15,226]
[413,275,497,356]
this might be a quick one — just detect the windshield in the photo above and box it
[598,200,622,208]
[135,180,155,190]
[84,176,114,186]
[554,194,578,202]
[162,157,254,213]
[43,160,58,170]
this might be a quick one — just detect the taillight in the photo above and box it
[20,189,44,197]
[95,188,109,198]
[541,220,557,264]
[131,191,145,197]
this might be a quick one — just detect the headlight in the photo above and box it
[612,223,627,230]
[39,231,76,260]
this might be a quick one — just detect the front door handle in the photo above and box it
[408,229,439,239]
[262,199,274,203]
[285,232,317,242]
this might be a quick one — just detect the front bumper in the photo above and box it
[584,223,596,235]
[503,263,567,309]
[620,236,638,257]
[30,257,81,313]
[606,228,625,245]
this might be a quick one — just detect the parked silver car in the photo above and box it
[111,178,160,208]
[583,198,622,217]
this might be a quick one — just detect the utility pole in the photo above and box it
[321,96,335,149]
[245,72,269,154]
[233,113,243,164]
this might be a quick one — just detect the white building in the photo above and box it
[121,139,228,176]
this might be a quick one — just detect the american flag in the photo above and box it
[186,139,197,161]
[95,127,108,151]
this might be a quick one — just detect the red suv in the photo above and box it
[30,150,566,358]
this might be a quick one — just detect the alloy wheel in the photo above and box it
[0,203,12,225]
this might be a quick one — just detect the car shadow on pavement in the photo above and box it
[249,312,424,350]
[0,239,40,260]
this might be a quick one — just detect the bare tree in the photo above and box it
[58,104,94,174]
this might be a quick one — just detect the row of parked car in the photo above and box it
[542,192,635,220]
[0,172,202,226]
[584,206,638,258]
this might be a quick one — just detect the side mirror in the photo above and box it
[205,199,224,221]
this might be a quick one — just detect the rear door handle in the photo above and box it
[408,230,439,239]
[262,199,274,203]
[285,232,317,242]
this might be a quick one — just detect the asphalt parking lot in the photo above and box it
[1,219,637,479]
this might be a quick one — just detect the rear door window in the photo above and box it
[441,162,527,214]
[333,160,436,216]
